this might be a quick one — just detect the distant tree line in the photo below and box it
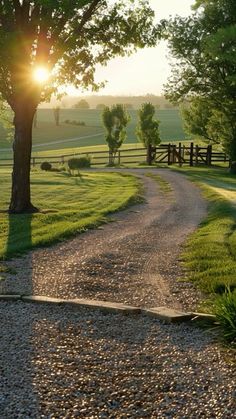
[59,96,176,110]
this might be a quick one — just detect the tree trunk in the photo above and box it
[9,104,38,214]
[33,110,37,128]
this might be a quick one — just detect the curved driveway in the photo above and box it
[3,169,207,310]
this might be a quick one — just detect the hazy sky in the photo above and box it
[68,0,195,96]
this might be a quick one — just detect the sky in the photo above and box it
[67,0,195,97]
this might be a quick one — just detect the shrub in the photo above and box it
[68,156,91,169]
[76,156,91,168]
[68,158,80,171]
[41,161,52,171]
[68,156,91,174]
[212,289,236,344]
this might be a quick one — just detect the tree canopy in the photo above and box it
[0,0,158,110]
[102,104,129,164]
[0,0,158,212]
[74,99,90,109]
[159,0,236,158]
[136,102,160,148]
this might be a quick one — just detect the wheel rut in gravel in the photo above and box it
[2,169,207,311]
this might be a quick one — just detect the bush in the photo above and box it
[68,158,80,171]
[68,156,91,173]
[76,156,91,168]
[212,289,236,344]
[41,161,52,171]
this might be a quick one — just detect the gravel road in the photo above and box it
[1,170,235,418]
[0,302,235,418]
[2,169,207,310]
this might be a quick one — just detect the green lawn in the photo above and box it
[0,169,140,259]
[175,166,236,296]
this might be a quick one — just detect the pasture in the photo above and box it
[0,109,187,158]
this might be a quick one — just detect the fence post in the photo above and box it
[172,145,176,163]
[118,150,121,166]
[190,142,194,167]
[178,142,182,167]
[195,145,199,165]
[168,143,172,165]
[207,145,212,166]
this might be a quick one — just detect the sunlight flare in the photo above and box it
[33,66,50,83]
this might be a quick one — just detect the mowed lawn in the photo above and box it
[177,166,236,296]
[0,109,187,158]
[0,169,140,259]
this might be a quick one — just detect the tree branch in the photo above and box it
[76,0,102,35]
[49,0,103,68]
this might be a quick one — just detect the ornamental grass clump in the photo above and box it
[212,288,236,344]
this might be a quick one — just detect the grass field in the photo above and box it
[0,169,140,260]
[0,109,187,159]
[175,166,236,296]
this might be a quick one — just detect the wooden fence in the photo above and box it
[0,142,229,168]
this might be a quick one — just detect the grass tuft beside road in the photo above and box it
[0,169,141,260]
[145,172,172,194]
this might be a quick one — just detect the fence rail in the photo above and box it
[0,143,229,168]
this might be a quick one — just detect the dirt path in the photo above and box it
[3,169,207,310]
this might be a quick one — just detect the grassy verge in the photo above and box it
[172,166,236,343]
[0,169,141,260]
[174,167,236,294]
[173,166,236,343]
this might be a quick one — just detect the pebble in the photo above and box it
[0,301,235,418]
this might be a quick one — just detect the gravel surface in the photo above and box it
[1,169,207,311]
[0,301,235,418]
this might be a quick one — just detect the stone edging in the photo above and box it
[0,295,217,324]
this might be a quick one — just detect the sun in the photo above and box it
[33,67,50,83]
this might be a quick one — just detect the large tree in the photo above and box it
[136,102,160,164]
[0,0,157,213]
[159,0,236,159]
[102,104,129,165]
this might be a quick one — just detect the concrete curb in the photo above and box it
[0,295,217,324]
[143,307,193,324]
[0,294,22,301]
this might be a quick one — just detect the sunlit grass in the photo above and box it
[174,167,236,295]
[0,169,141,259]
